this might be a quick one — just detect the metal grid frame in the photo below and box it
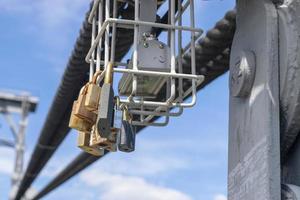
[86,0,204,126]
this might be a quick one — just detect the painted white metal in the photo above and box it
[228,0,281,199]
[86,0,204,126]
[0,91,38,199]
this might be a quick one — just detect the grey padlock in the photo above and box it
[118,108,136,152]
[97,63,115,138]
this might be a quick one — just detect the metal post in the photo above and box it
[12,96,30,187]
[0,91,38,199]
[228,0,280,199]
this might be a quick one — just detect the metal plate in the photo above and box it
[228,0,280,199]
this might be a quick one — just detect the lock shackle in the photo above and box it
[104,62,114,84]
[115,96,121,109]
[122,106,132,122]
[91,70,103,84]
[79,70,103,96]
[80,84,90,95]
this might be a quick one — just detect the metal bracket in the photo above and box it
[228,0,280,199]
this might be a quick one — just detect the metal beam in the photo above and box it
[0,91,38,200]
[228,0,280,199]
[0,91,38,114]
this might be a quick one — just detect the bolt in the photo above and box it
[230,51,256,98]
[159,44,164,49]
[143,42,149,48]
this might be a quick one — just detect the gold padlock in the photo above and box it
[77,131,104,156]
[90,126,118,152]
[69,101,93,132]
[85,71,102,112]
[74,85,97,123]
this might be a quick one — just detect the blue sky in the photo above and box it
[0,0,234,199]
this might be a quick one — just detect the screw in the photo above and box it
[159,44,164,49]
[143,43,149,48]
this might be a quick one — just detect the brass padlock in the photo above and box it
[90,125,118,152]
[77,131,104,156]
[69,101,93,132]
[85,71,102,112]
[74,85,97,123]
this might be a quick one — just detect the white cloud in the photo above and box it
[96,153,188,177]
[214,194,227,200]
[80,169,192,200]
[78,135,226,182]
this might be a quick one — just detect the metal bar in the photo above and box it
[3,113,18,140]
[188,0,197,108]
[135,75,203,123]
[175,0,190,22]
[129,108,182,117]
[167,0,176,106]
[89,17,96,81]
[131,117,169,126]
[131,0,139,97]
[0,92,38,113]
[106,18,203,32]
[90,60,129,67]
[96,0,103,71]
[88,0,101,24]
[177,0,184,114]
[110,0,118,63]
[140,97,144,122]
[12,98,30,186]
[113,68,204,80]
[104,0,110,69]
[85,18,203,63]
[182,32,201,55]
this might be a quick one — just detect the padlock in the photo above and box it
[77,131,104,156]
[85,71,102,111]
[118,108,136,152]
[97,62,115,138]
[90,125,118,152]
[69,101,93,132]
[74,85,97,123]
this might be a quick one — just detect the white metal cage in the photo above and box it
[86,0,204,127]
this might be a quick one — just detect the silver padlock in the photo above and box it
[118,107,136,152]
[97,62,115,138]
